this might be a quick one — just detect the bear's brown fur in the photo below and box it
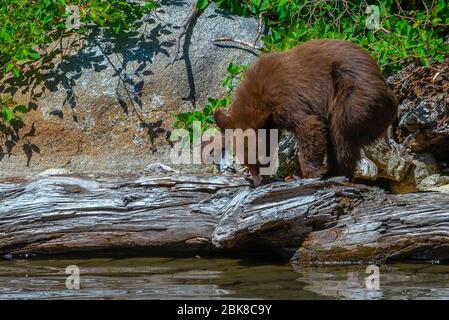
[214,39,398,184]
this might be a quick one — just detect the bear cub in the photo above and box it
[214,39,398,186]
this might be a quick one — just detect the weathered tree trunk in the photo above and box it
[1,173,449,263]
[0,174,249,256]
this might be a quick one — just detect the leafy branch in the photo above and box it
[0,95,28,127]
[173,62,247,138]
[0,0,159,126]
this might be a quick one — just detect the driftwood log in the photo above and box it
[1,173,449,264]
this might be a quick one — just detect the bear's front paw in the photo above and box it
[248,174,271,188]
[252,175,263,188]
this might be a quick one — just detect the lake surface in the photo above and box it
[1,257,449,299]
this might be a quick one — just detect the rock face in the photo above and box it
[390,152,441,193]
[0,1,259,178]
[357,136,412,182]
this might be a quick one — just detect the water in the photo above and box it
[1,257,449,300]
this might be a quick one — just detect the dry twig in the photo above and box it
[213,10,265,54]
[253,12,265,46]
[166,5,199,66]
[212,37,262,52]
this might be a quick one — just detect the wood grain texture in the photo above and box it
[0,174,249,255]
[1,173,449,263]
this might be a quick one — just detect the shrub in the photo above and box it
[0,0,158,125]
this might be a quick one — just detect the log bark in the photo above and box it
[1,173,449,263]
[0,174,249,256]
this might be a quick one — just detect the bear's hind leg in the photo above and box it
[326,91,396,179]
[327,134,360,179]
[294,115,328,179]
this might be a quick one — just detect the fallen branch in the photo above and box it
[212,11,264,54]
[212,38,262,52]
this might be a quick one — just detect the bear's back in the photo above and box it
[232,39,391,128]
[287,39,383,86]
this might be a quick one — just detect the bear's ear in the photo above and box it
[214,110,231,131]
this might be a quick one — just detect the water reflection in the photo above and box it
[0,257,449,300]
[294,264,449,300]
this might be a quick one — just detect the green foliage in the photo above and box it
[173,63,247,136]
[214,0,448,74]
[196,0,210,11]
[0,0,158,77]
[0,95,28,126]
[0,0,158,126]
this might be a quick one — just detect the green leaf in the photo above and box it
[4,63,14,74]
[27,50,41,60]
[12,67,21,78]
[143,1,158,11]
[41,16,53,24]
[2,107,13,125]
[227,62,238,75]
[113,24,122,33]
[196,0,209,11]
[76,28,88,34]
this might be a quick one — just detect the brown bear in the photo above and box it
[214,39,398,185]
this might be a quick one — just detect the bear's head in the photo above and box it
[213,109,276,187]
